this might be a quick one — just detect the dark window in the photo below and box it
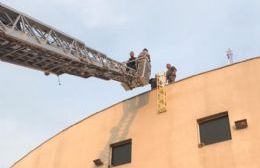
[198,112,232,145]
[111,139,132,166]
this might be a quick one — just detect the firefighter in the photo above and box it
[126,51,137,70]
[138,48,151,62]
[149,77,157,90]
[166,64,177,83]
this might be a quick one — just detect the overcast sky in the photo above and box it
[0,0,260,167]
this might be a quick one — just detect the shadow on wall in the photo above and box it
[93,93,149,167]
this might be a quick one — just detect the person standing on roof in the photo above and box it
[127,51,137,70]
[138,48,151,62]
[166,64,177,83]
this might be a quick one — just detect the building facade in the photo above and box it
[12,57,260,168]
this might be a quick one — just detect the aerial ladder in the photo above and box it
[0,3,151,90]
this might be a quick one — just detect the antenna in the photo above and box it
[226,48,233,64]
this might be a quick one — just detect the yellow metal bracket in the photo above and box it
[157,73,167,113]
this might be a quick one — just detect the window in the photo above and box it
[197,112,232,145]
[111,139,132,166]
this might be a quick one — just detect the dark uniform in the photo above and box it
[166,66,177,83]
[149,78,157,89]
[127,57,136,70]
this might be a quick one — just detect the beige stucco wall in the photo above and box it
[12,57,260,168]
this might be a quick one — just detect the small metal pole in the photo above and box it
[226,48,233,64]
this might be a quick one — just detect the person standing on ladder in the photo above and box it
[127,51,137,70]
[166,63,177,84]
[138,48,151,62]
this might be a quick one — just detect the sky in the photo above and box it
[0,0,260,167]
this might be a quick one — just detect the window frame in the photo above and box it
[110,139,132,167]
[197,112,232,146]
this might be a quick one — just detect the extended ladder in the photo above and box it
[0,3,151,90]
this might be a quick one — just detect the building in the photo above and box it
[11,57,260,168]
